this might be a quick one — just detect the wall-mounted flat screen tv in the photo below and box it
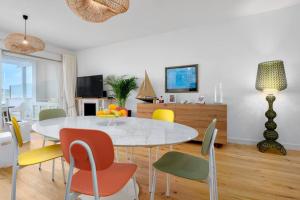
[165,64,198,93]
[76,75,103,98]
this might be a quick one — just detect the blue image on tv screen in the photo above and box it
[167,66,197,90]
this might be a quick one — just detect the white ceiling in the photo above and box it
[0,0,299,51]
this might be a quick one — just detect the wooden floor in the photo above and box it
[0,133,300,200]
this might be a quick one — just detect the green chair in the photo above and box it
[150,119,218,200]
[38,108,67,183]
[39,108,66,121]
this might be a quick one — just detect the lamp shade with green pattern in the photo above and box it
[255,60,287,94]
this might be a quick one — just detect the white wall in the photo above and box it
[77,5,300,150]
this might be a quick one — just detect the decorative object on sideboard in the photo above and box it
[255,60,287,155]
[168,94,176,103]
[165,64,198,93]
[214,82,223,104]
[105,75,138,108]
[180,100,187,104]
[65,0,129,23]
[153,97,159,104]
[197,95,206,104]
[136,71,157,103]
[4,15,45,54]
[158,96,165,103]
[219,82,223,103]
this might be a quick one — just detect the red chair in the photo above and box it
[60,128,139,200]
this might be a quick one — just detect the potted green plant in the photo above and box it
[105,75,138,108]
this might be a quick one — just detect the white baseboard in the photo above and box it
[228,137,300,151]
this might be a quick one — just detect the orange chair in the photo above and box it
[60,128,139,200]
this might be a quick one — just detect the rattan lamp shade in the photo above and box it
[255,60,287,93]
[66,0,129,23]
[4,33,45,54]
[4,15,45,54]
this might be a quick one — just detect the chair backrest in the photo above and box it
[60,128,114,171]
[39,108,66,121]
[11,117,23,147]
[201,119,217,156]
[152,109,174,122]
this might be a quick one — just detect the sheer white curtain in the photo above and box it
[0,49,2,106]
[62,54,77,116]
[0,50,2,126]
[36,59,62,102]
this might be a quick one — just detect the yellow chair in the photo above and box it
[149,109,175,195]
[10,117,65,200]
[152,109,174,123]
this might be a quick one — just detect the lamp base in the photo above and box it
[257,95,287,155]
[257,140,287,155]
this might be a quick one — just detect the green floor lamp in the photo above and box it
[255,60,287,155]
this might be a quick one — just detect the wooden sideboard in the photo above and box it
[137,103,227,144]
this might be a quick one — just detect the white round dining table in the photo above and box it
[32,116,198,200]
[32,116,198,147]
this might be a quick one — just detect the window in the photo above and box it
[1,60,33,103]
[0,54,62,120]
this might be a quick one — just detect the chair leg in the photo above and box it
[11,165,18,200]
[150,169,157,200]
[115,147,120,162]
[126,147,129,160]
[166,173,170,197]
[61,157,66,184]
[133,175,139,200]
[211,148,218,200]
[209,177,214,200]
[213,163,218,200]
[52,159,55,181]
[39,138,46,171]
[65,162,74,200]
[69,193,79,200]
[130,147,134,161]
[214,177,218,200]
[155,146,160,160]
[166,145,172,197]
[148,148,152,192]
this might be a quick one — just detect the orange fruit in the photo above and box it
[108,104,117,110]
[104,110,112,115]
[119,109,128,117]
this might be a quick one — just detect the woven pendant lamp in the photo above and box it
[66,0,129,23]
[4,15,45,54]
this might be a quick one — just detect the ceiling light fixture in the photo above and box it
[66,0,129,23]
[4,15,45,54]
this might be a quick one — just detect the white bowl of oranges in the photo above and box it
[96,104,128,118]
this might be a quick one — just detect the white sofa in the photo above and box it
[0,132,13,167]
